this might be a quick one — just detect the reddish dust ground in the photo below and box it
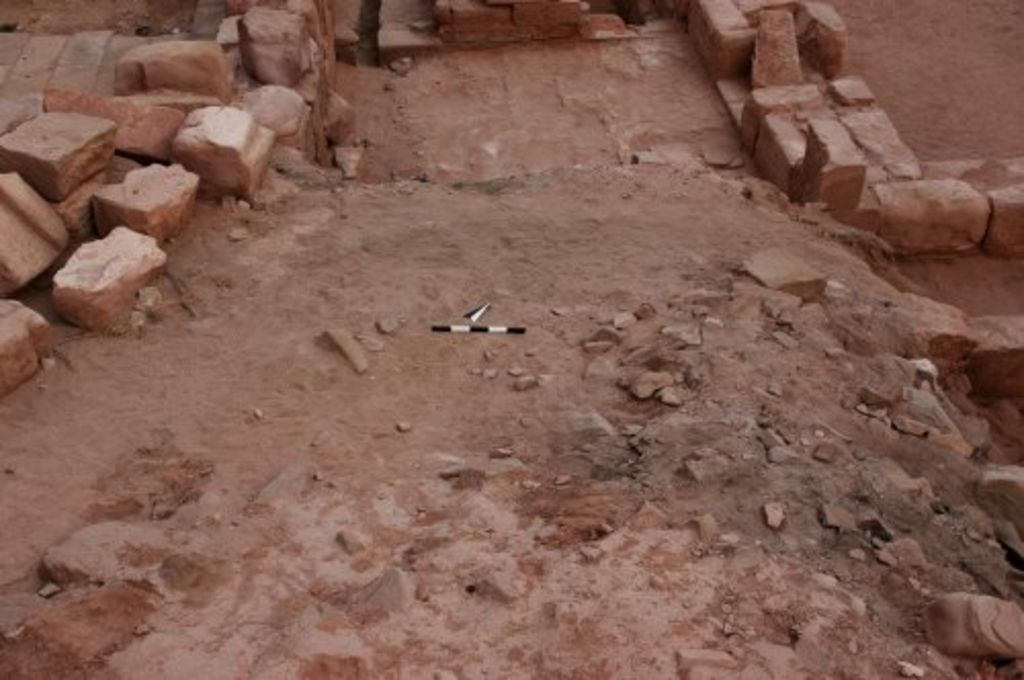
[0,0,196,34]
[1,21,1023,680]
[830,0,1024,161]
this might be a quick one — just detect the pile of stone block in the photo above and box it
[0,3,350,399]
[433,0,588,44]
[217,0,349,166]
[688,0,1024,260]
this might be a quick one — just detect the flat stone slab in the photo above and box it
[0,300,53,398]
[744,247,826,301]
[93,164,199,241]
[0,172,68,295]
[53,227,167,331]
[0,111,115,201]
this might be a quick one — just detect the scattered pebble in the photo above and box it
[507,366,525,377]
[897,661,925,678]
[490,447,514,459]
[553,475,572,486]
[376,316,402,335]
[613,312,637,329]
[762,502,786,530]
[37,582,61,599]
[513,375,540,391]
[227,226,250,242]
[395,422,412,433]
[483,368,499,380]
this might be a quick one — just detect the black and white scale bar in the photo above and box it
[431,325,526,334]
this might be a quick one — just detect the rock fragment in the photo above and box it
[0,172,68,295]
[630,371,675,400]
[799,114,866,211]
[325,328,369,374]
[925,593,1024,659]
[795,1,846,78]
[743,247,825,301]
[762,502,786,530]
[52,227,167,331]
[239,85,309,141]
[92,164,199,241]
[0,112,115,201]
[40,521,171,586]
[0,300,53,397]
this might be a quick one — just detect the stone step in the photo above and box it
[1,35,68,97]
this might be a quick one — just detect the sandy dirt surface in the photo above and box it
[0,0,196,34]
[340,35,742,183]
[1,20,1024,680]
[830,0,1024,161]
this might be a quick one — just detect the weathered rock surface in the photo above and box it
[827,76,874,106]
[0,300,52,397]
[926,593,1024,659]
[0,112,116,201]
[0,172,68,295]
[751,10,802,88]
[92,164,199,241]
[744,247,825,301]
[171,106,276,201]
[977,465,1024,539]
[967,316,1024,398]
[873,179,990,255]
[326,92,355,145]
[115,41,233,103]
[39,521,172,586]
[983,184,1024,257]
[53,227,167,331]
[43,88,186,161]
[239,8,311,87]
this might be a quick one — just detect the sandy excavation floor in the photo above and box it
[829,0,1024,161]
[2,13,1024,680]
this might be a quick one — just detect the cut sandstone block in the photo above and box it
[873,179,990,255]
[799,115,866,210]
[43,88,186,161]
[0,112,116,201]
[115,41,233,103]
[967,316,1024,399]
[92,165,200,241]
[170,106,276,202]
[688,0,756,80]
[53,227,167,331]
[239,8,311,87]
[0,300,52,398]
[795,1,846,78]
[743,247,825,301]
[739,83,823,151]
[983,185,1024,257]
[0,173,69,295]
[753,113,805,198]
[841,108,920,181]
[0,94,43,136]
[751,9,802,88]
[827,76,874,106]
[734,0,797,24]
